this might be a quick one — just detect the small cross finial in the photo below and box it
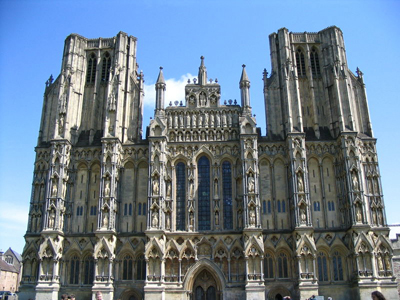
[242,64,246,68]
[160,66,163,70]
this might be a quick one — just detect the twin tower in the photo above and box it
[20,27,397,300]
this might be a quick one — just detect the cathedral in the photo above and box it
[19,27,399,300]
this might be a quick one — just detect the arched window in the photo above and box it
[83,256,94,285]
[282,200,286,212]
[198,156,210,230]
[317,252,329,281]
[143,203,146,215]
[136,255,146,280]
[69,255,80,284]
[222,161,233,229]
[277,252,289,278]
[310,47,321,76]
[101,52,112,82]
[296,48,306,77]
[268,200,271,214]
[332,251,344,281]
[264,253,274,279]
[129,203,132,215]
[138,203,142,215]
[176,162,186,230]
[277,200,281,213]
[86,53,97,84]
[263,201,267,214]
[122,254,133,280]
[124,203,127,216]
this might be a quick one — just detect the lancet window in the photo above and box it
[296,48,306,77]
[198,156,210,230]
[317,252,329,281]
[69,254,80,284]
[264,253,274,279]
[122,254,133,280]
[86,53,97,84]
[332,251,344,281]
[310,47,321,76]
[277,252,289,278]
[176,162,186,230]
[136,255,146,280]
[83,255,94,284]
[222,161,233,229]
[101,52,111,82]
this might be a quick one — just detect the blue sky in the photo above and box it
[0,0,399,253]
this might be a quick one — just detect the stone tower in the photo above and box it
[19,28,398,300]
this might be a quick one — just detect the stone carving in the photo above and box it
[104,178,110,197]
[356,203,362,222]
[249,207,256,227]
[152,179,159,195]
[152,210,158,228]
[102,210,109,228]
[248,174,255,193]
[48,208,56,228]
[377,255,384,271]
[166,182,171,197]
[352,171,359,191]
[297,174,304,193]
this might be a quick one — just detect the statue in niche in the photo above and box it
[248,174,255,193]
[204,113,209,127]
[227,112,232,127]
[189,180,194,198]
[192,113,197,128]
[58,114,64,135]
[368,178,373,194]
[372,209,377,225]
[215,211,219,225]
[222,112,227,127]
[199,92,206,106]
[384,255,391,270]
[51,179,58,197]
[48,209,56,228]
[193,131,198,141]
[374,177,380,195]
[377,255,384,271]
[173,113,178,128]
[166,182,171,197]
[214,179,219,197]
[377,209,383,226]
[249,207,256,226]
[215,112,220,127]
[189,212,194,228]
[300,205,306,223]
[166,213,171,230]
[104,178,110,197]
[102,210,109,228]
[210,113,214,127]
[356,204,362,222]
[216,131,221,140]
[352,171,359,191]
[152,210,158,228]
[168,114,172,128]
[152,179,159,195]
[238,210,243,228]
[297,174,304,193]
[201,131,206,140]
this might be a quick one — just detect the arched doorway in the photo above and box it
[275,294,283,300]
[193,269,220,300]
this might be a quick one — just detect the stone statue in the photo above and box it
[297,175,304,193]
[356,204,362,222]
[152,179,159,195]
[189,180,194,198]
[215,211,219,225]
[48,209,55,228]
[238,210,243,228]
[377,255,384,271]
[104,178,110,197]
[248,174,255,193]
[166,182,171,197]
[152,210,158,228]
[51,179,58,197]
[352,172,359,191]
[189,212,194,227]
[249,207,256,226]
[103,210,109,228]
[214,179,218,197]
[300,205,306,223]
[166,213,171,230]
[384,255,391,270]
[377,209,383,225]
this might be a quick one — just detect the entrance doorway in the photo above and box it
[193,269,220,300]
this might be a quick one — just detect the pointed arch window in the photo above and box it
[296,48,306,77]
[86,53,97,84]
[198,156,210,230]
[101,52,112,82]
[69,255,80,284]
[310,47,321,76]
[122,254,133,280]
[277,252,289,278]
[264,253,274,278]
[83,256,94,285]
[332,251,344,281]
[136,255,146,280]
[317,252,329,281]
[222,161,233,229]
[176,162,186,231]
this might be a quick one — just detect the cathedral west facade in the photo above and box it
[19,27,399,300]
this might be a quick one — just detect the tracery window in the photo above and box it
[122,254,133,280]
[86,53,97,84]
[136,255,146,280]
[264,253,274,278]
[83,256,94,285]
[317,252,329,281]
[222,161,233,229]
[278,200,281,213]
[138,203,142,215]
[101,52,111,82]
[198,156,210,230]
[310,47,321,76]
[277,252,289,278]
[69,255,80,284]
[332,251,344,281]
[263,201,267,214]
[176,162,186,230]
[296,48,306,77]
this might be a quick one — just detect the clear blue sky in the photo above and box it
[0,0,399,254]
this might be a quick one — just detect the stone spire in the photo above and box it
[198,56,207,86]
[155,67,166,112]
[240,64,251,111]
